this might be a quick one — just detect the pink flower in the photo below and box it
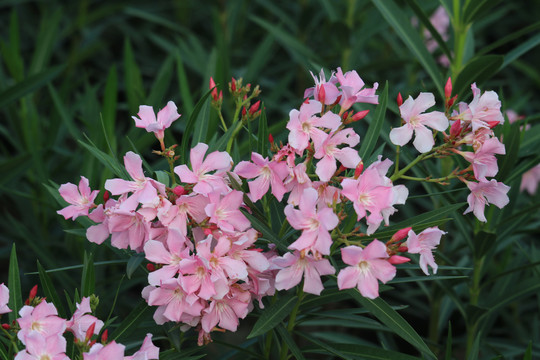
[405,227,446,275]
[83,341,125,360]
[521,164,540,195]
[284,188,339,255]
[463,84,504,131]
[0,283,10,314]
[146,278,204,323]
[389,92,448,153]
[124,334,160,360]
[174,143,232,195]
[341,168,393,235]
[274,251,335,295]
[15,334,68,360]
[284,162,312,206]
[132,101,181,140]
[336,67,379,112]
[313,128,361,182]
[459,137,506,181]
[464,179,510,222]
[57,176,99,220]
[200,285,251,333]
[105,152,165,207]
[17,301,66,345]
[286,100,341,152]
[337,241,396,299]
[303,69,340,105]
[205,190,251,233]
[234,152,289,202]
[143,238,191,286]
[66,297,104,342]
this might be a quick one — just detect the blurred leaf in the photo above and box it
[247,294,298,339]
[8,244,22,323]
[102,66,118,153]
[503,32,540,68]
[155,170,170,187]
[453,55,503,99]
[124,38,146,114]
[110,300,149,341]
[0,10,24,81]
[241,209,288,252]
[347,289,436,359]
[148,55,174,105]
[29,8,61,75]
[48,84,80,140]
[0,65,64,108]
[463,0,504,25]
[180,88,213,162]
[175,52,194,114]
[472,231,497,259]
[359,81,388,160]
[296,332,353,360]
[257,106,269,156]
[388,274,468,284]
[78,137,128,179]
[445,322,453,360]
[81,251,95,297]
[126,253,144,279]
[523,341,532,360]
[478,21,540,56]
[321,343,422,360]
[371,1,443,97]
[389,203,466,232]
[497,122,521,182]
[37,260,66,318]
[275,325,306,360]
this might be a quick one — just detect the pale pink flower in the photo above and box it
[459,137,506,181]
[124,334,160,360]
[15,334,68,360]
[107,208,150,252]
[341,168,394,235]
[86,204,110,245]
[389,92,448,153]
[146,278,205,323]
[464,179,510,222]
[287,100,341,152]
[200,285,251,333]
[336,67,379,112]
[455,84,504,132]
[274,251,335,295]
[234,152,289,202]
[57,176,99,220]
[284,162,312,206]
[105,152,165,207]
[205,190,250,233]
[179,253,227,300]
[83,341,125,360]
[313,128,361,182]
[337,240,396,299]
[174,143,232,195]
[303,69,340,105]
[284,188,339,255]
[313,182,341,208]
[144,238,191,286]
[17,301,66,345]
[195,235,249,282]
[132,101,181,140]
[0,283,10,314]
[521,164,540,195]
[66,297,104,342]
[405,227,446,275]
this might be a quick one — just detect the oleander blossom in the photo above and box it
[405,227,446,275]
[389,92,449,153]
[132,100,181,141]
[464,180,510,222]
[0,283,10,314]
[57,176,99,220]
[337,240,396,299]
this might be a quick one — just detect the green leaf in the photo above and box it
[257,106,269,156]
[7,244,22,323]
[180,88,214,163]
[155,170,171,187]
[81,252,95,298]
[210,121,238,153]
[371,1,443,97]
[241,209,288,252]
[523,341,533,360]
[453,55,503,99]
[463,0,504,24]
[126,253,144,279]
[78,137,128,179]
[320,343,422,360]
[497,122,521,182]
[110,300,149,341]
[359,81,388,161]
[37,261,66,318]
[445,322,453,360]
[102,65,118,153]
[124,38,146,114]
[275,325,306,360]
[247,294,298,339]
[175,52,194,115]
[503,32,540,68]
[296,332,353,360]
[148,55,174,105]
[347,289,436,359]
[390,203,466,232]
[0,65,64,108]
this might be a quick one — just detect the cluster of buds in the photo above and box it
[0,284,159,359]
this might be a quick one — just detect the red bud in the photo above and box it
[146,263,156,272]
[487,121,500,129]
[173,185,185,196]
[450,119,462,137]
[351,110,370,122]
[29,285,38,300]
[1,324,9,330]
[204,228,213,236]
[242,107,247,117]
[303,98,310,104]
[103,191,110,203]
[445,77,452,99]
[209,77,218,101]
[101,329,108,343]
[448,94,457,108]
[268,134,274,143]
[397,92,403,107]
[397,246,408,253]
[354,162,364,179]
[388,255,411,264]
[318,84,326,105]
[231,77,236,92]
[249,100,261,115]
[391,227,412,243]
[86,322,96,341]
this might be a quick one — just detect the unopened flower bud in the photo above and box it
[354,162,364,179]
[268,134,274,143]
[103,190,110,203]
[86,322,96,341]
[351,110,369,122]
[101,329,108,344]
[209,77,218,101]
[397,246,408,253]
[397,92,403,107]
[448,94,457,108]
[318,84,326,105]
[249,100,261,115]
[146,263,156,272]
[242,106,247,118]
[388,255,411,264]
[391,227,412,243]
[1,324,9,330]
[487,120,500,129]
[445,77,452,99]
[204,228,213,236]
[450,119,462,137]
[29,285,38,300]
[173,185,185,196]
[230,77,236,93]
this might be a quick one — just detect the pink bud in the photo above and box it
[29,285,38,300]
[388,255,411,264]
[397,246,408,253]
[101,329,108,344]
[351,110,369,122]
[209,77,218,101]
[249,100,261,115]
[448,94,457,108]
[450,119,462,137]
[242,107,247,117]
[397,92,403,107]
[218,90,223,101]
[1,324,9,330]
[146,263,156,272]
[391,227,412,242]
[86,322,96,341]
[268,134,274,143]
[354,162,364,179]
[445,77,452,99]
[318,84,326,104]
[103,190,110,202]
[173,185,185,196]
[487,121,500,129]
[231,77,236,92]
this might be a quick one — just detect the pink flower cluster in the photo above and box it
[0,285,158,360]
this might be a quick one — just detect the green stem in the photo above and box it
[390,151,431,182]
[279,288,305,360]
[466,255,485,357]
[218,109,228,131]
[400,173,458,183]
[393,145,401,177]
[225,121,244,154]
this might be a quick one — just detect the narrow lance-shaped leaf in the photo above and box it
[359,81,388,160]
[37,261,66,318]
[8,244,22,323]
[81,251,95,298]
[247,294,298,339]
